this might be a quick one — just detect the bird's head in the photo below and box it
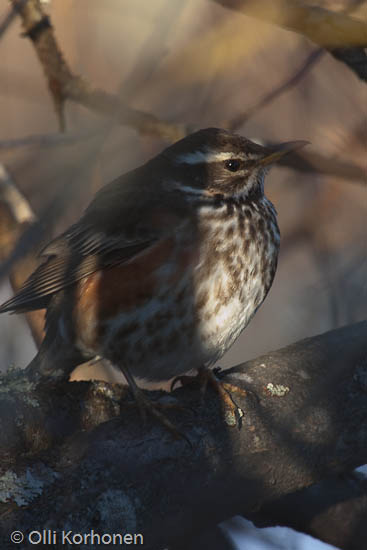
[158,128,307,202]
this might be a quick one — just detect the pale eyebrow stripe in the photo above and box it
[175,150,248,164]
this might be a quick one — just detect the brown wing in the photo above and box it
[0,163,191,314]
[0,232,156,313]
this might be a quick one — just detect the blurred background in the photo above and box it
[0,1,366,548]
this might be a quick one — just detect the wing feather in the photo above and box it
[0,237,155,313]
[0,167,189,314]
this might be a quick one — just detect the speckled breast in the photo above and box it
[73,197,279,382]
[191,196,280,366]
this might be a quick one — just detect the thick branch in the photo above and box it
[250,474,367,550]
[0,321,366,549]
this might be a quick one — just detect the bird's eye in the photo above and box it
[224,159,241,172]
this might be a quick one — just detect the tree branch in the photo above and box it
[11,0,189,140]
[227,48,326,131]
[9,0,366,185]
[212,0,367,82]
[212,0,367,48]
[0,321,366,549]
[0,0,26,39]
[249,473,367,550]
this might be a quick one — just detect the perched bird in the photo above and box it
[0,128,306,428]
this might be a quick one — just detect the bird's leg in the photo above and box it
[200,367,248,424]
[120,365,189,441]
[171,366,219,395]
[172,366,248,427]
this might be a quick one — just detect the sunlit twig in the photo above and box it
[228,48,325,131]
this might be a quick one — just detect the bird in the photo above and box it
[0,128,306,431]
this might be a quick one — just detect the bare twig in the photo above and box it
[1,0,364,309]
[0,140,364,321]
[0,164,44,345]
[119,0,187,102]
[9,0,365,185]
[0,131,113,289]
[277,148,366,183]
[228,48,325,131]
[212,0,367,82]
[328,1,367,82]
[212,0,367,48]
[0,131,97,150]
[11,0,189,140]
[0,0,27,39]
[226,3,365,129]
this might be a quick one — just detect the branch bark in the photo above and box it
[249,473,367,550]
[0,321,366,549]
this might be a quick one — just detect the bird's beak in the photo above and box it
[257,140,309,167]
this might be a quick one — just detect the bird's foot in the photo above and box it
[172,367,248,428]
[126,387,191,444]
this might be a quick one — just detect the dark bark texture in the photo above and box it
[0,321,366,549]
